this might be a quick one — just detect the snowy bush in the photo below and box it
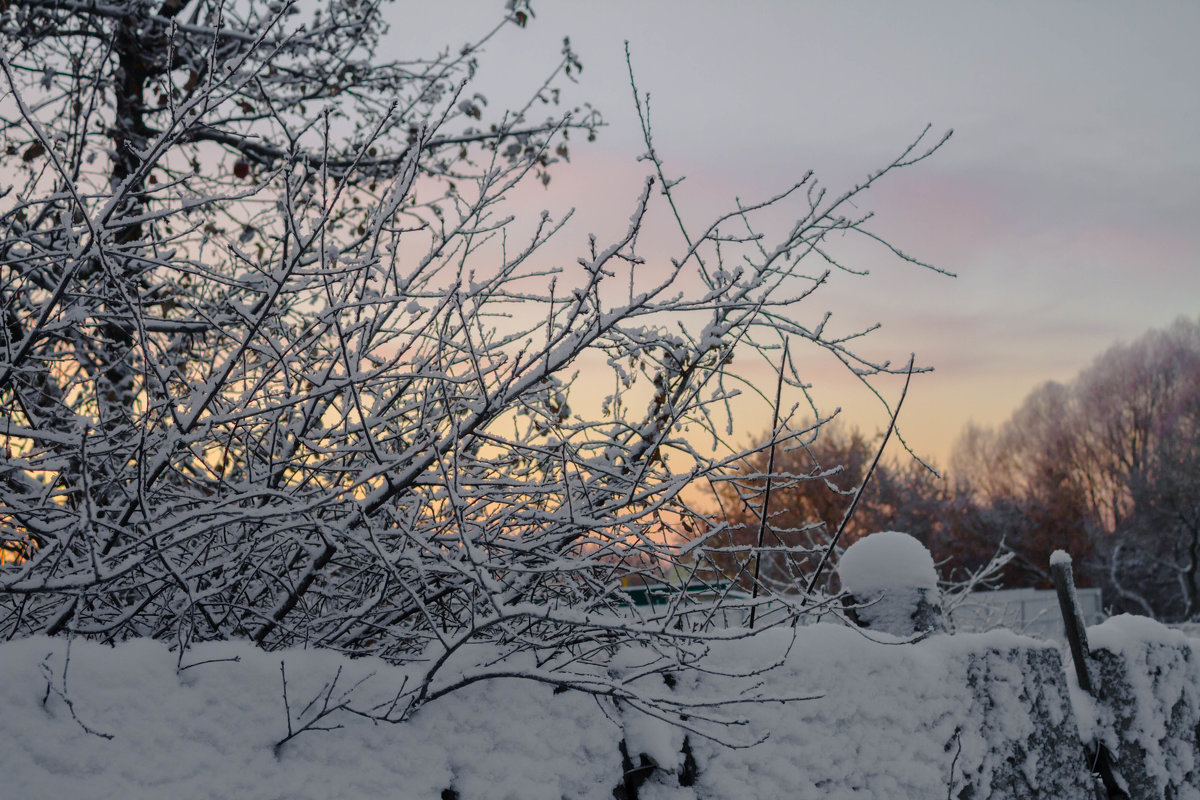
[0,636,623,800]
[635,626,1094,799]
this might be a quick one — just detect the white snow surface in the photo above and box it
[1089,611,1192,651]
[837,530,938,592]
[0,636,621,800]
[641,625,1075,799]
[0,625,1081,799]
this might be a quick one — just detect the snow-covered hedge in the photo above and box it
[633,626,1091,799]
[2,627,1096,799]
[1084,614,1200,799]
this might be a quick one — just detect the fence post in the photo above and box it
[1050,550,1127,799]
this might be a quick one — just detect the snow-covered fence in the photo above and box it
[1081,615,1200,799]
[949,585,1105,640]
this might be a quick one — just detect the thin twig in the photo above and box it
[802,354,915,600]
[39,641,113,740]
[749,338,789,628]
[946,727,962,800]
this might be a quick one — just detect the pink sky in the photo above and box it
[391,1,1200,466]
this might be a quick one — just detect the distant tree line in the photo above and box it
[708,317,1200,621]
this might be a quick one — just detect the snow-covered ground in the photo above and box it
[2,624,1094,799]
[1,636,621,800]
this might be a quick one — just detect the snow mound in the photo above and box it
[1089,612,1191,652]
[837,531,937,593]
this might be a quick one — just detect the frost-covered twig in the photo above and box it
[275,661,385,756]
[749,338,790,628]
[1,0,950,734]
[38,641,113,740]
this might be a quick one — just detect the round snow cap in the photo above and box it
[838,531,938,593]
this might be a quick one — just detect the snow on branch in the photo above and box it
[0,0,949,727]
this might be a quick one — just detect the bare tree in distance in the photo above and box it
[948,317,1200,620]
[704,416,1009,605]
[706,419,877,595]
[0,0,950,728]
[946,383,1094,589]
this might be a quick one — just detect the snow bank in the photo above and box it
[1083,614,1200,799]
[0,637,621,800]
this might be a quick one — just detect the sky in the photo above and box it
[389,1,1200,466]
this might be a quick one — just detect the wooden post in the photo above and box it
[1050,550,1127,799]
[1051,551,1095,693]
